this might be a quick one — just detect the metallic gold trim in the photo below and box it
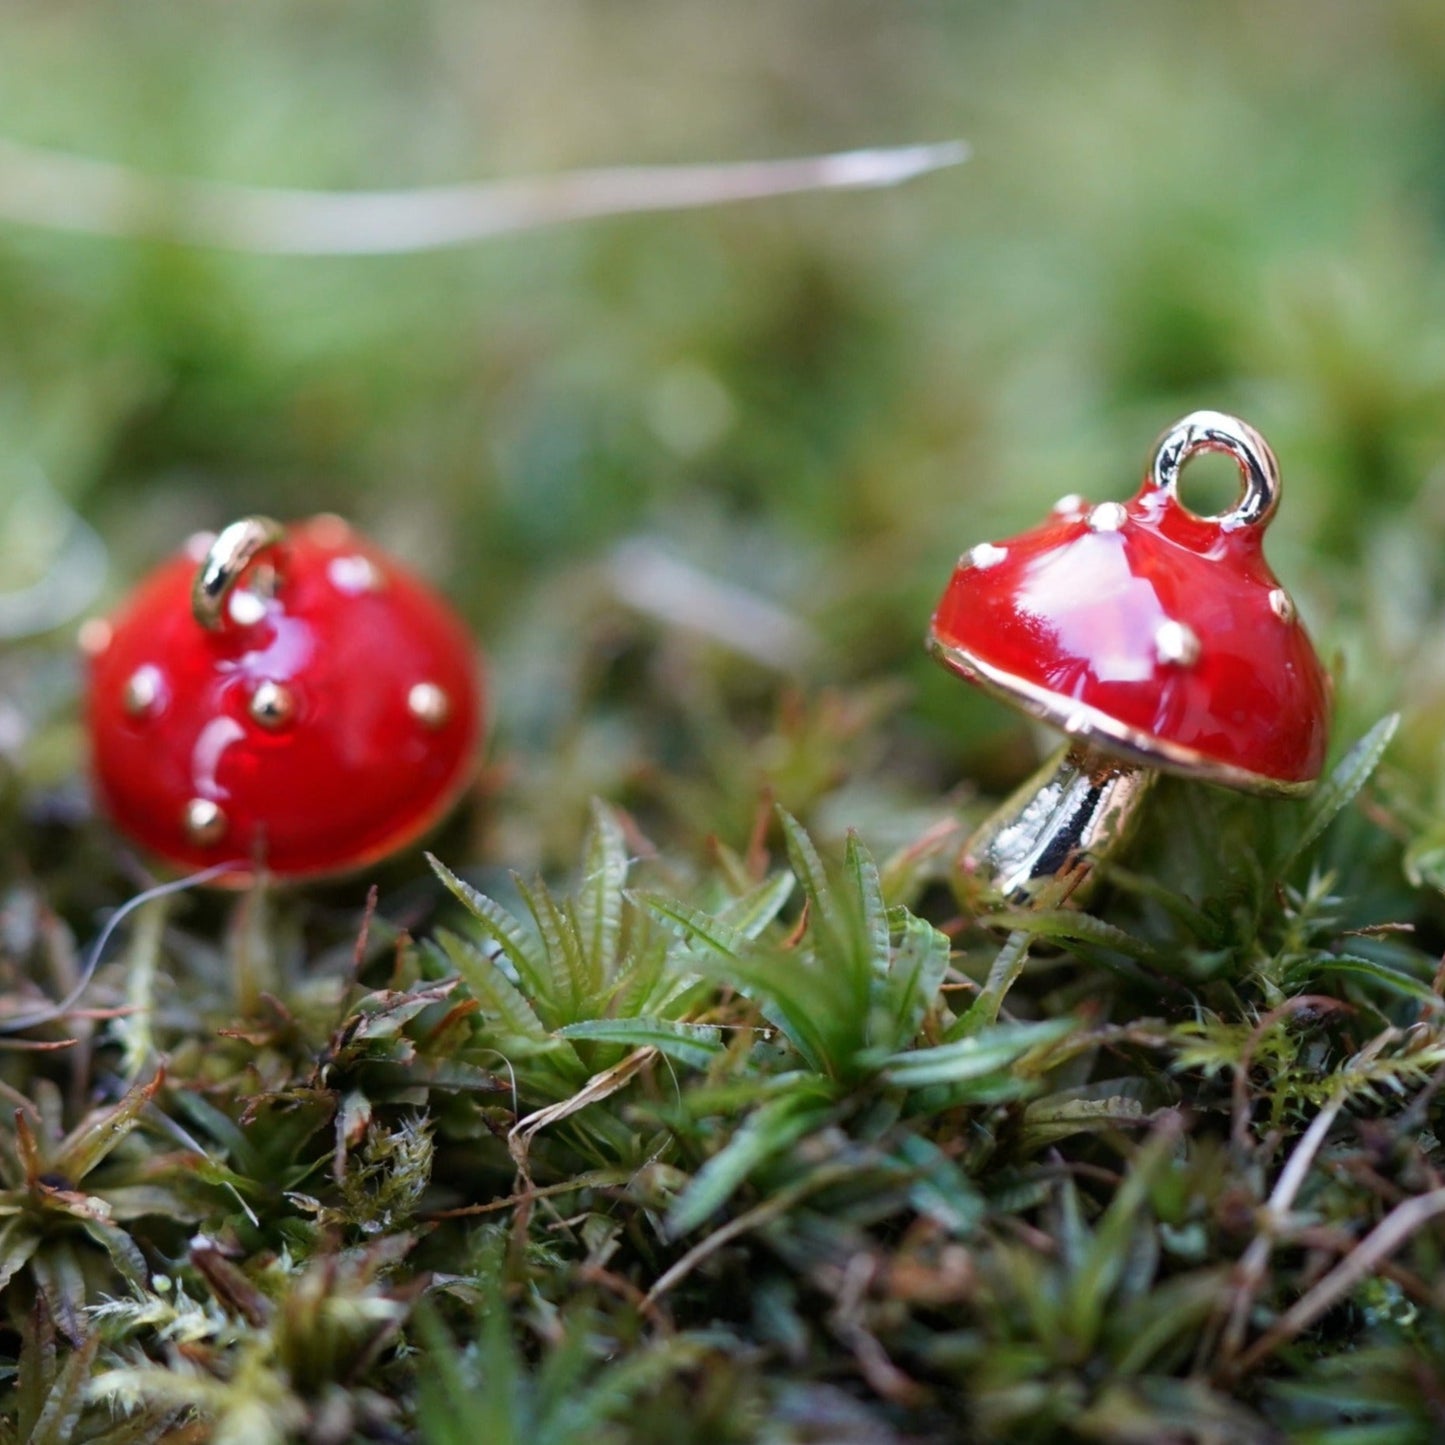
[926,630,1315,797]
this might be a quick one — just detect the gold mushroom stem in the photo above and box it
[959,743,1157,911]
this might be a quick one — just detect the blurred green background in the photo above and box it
[3,0,1445,875]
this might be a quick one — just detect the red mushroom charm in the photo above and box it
[928,411,1330,908]
[83,515,483,883]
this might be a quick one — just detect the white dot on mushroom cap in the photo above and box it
[183,530,217,563]
[1269,587,1296,624]
[1087,502,1129,533]
[1052,493,1086,517]
[1154,620,1201,668]
[327,554,384,595]
[966,542,1008,570]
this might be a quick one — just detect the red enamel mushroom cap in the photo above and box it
[928,411,1330,794]
[83,515,484,882]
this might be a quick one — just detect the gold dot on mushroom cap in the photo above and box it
[966,542,1008,570]
[122,665,165,718]
[183,798,228,846]
[1154,620,1201,668]
[327,554,385,595]
[249,680,296,730]
[77,617,113,658]
[1269,587,1296,624]
[308,513,353,548]
[1088,502,1128,532]
[407,681,452,729]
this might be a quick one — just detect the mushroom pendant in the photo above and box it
[83,515,484,884]
[928,411,1330,910]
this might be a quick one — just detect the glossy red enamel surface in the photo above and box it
[86,518,483,880]
[929,489,1330,786]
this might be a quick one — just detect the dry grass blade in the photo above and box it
[507,1047,659,1172]
[645,1163,853,1305]
[0,137,969,255]
[1216,1095,1345,1366]
[1236,1185,1445,1373]
[607,540,819,670]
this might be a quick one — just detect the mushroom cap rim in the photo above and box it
[103,757,479,890]
[927,632,1318,799]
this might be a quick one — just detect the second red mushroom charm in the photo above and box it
[928,411,1330,908]
[84,515,484,883]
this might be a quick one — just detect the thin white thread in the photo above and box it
[2,862,244,1034]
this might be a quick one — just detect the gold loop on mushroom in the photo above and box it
[191,516,288,631]
[1149,410,1280,531]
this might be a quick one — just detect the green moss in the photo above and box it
[6,6,1445,1439]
